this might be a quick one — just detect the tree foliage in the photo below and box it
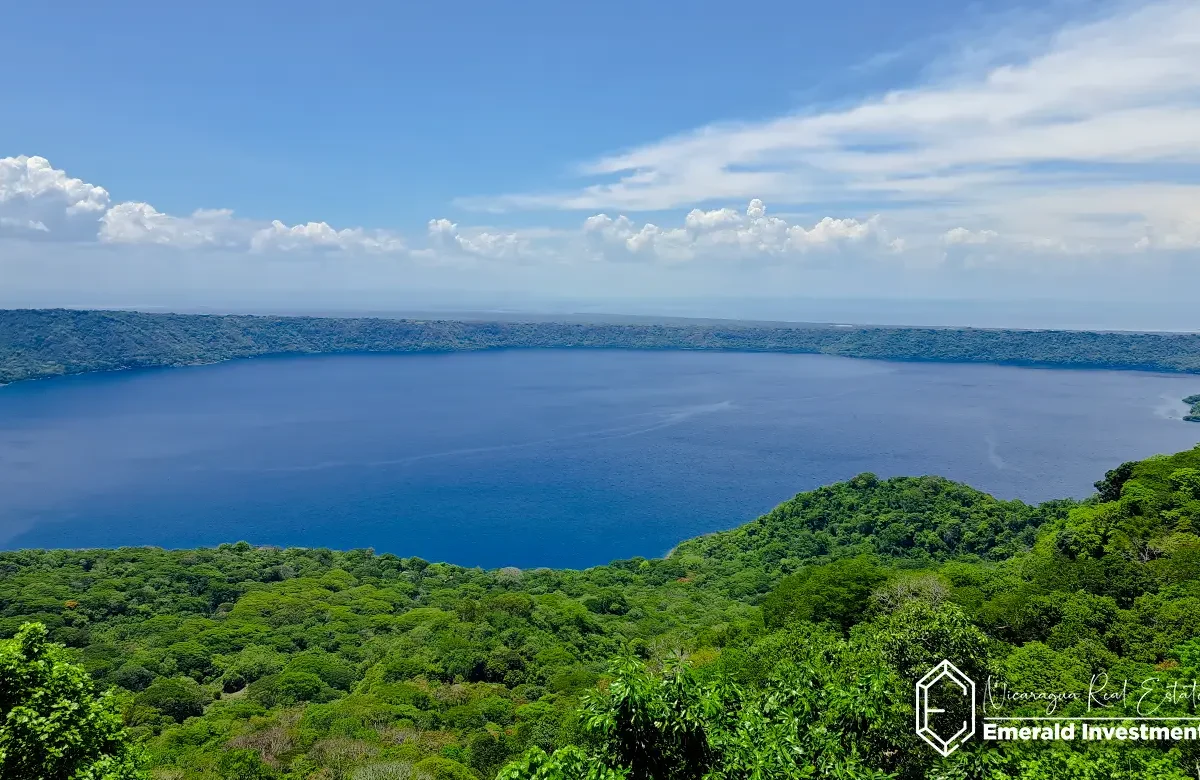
[0,622,145,779]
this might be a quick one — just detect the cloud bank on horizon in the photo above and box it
[1,155,890,263]
[1,0,1198,309]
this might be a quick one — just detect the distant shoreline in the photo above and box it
[2,307,1200,387]
[3,345,1199,391]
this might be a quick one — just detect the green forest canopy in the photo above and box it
[4,444,1200,778]
[4,308,1200,385]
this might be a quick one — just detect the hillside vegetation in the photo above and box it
[4,445,1200,777]
[4,308,1200,385]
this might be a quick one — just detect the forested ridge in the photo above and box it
[5,446,1200,778]
[4,308,1200,386]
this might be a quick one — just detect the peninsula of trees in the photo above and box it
[1185,394,1200,422]
[3,308,1200,386]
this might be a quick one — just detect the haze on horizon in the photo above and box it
[2,0,1199,330]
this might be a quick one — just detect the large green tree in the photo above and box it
[0,622,145,780]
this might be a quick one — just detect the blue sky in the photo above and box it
[3,0,1014,229]
[2,0,1199,322]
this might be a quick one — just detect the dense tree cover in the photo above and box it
[673,474,1060,597]
[4,308,1200,386]
[1185,394,1200,422]
[4,445,1200,777]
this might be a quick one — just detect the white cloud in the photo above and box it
[466,0,1200,254]
[684,207,741,231]
[427,218,457,240]
[0,155,409,255]
[624,224,694,262]
[583,213,635,241]
[456,231,523,257]
[943,227,999,245]
[99,203,243,248]
[0,216,49,233]
[250,220,405,253]
[792,215,880,246]
[0,155,109,214]
[584,199,886,262]
[427,218,526,258]
[0,155,111,238]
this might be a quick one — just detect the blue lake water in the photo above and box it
[1,350,1197,568]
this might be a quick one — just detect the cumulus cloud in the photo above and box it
[583,213,636,241]
[0,155,109,214]
[684,207,741,231]
[4,156,891,266]
[0,155,408,256]
[100,203,245,248]
[943,227,1000,245]
[0,145,1188,307]
[465,0,1200,253]
[0,155,110,238]
[250,220,405,253]
[426,218,526,258]
[427,218,457,240]
[584,199,886,262]
[794,215,880,246]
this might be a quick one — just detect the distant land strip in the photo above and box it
[3,308,1200,386]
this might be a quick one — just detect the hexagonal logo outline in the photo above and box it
[915,659,976,756]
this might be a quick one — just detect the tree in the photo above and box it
[502,648,905,780]
[762,556,887,632]
[167,641,212,679]
[284,650,358,690]
[1094,461,1136,503]
[111,664,155,693]
[579,656,715,780]
[497,746,627,780]
[135,676,209,722]
[1169,468,1200,500]
[412,755,477,780]
[0,622,145,779]
[217,748,275,780]
[215,645,284,693]
[274,670,327,702]
[468,731,515,775]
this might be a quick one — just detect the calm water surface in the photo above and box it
[1,351,1197,567]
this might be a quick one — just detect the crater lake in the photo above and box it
[1,350,1197,568]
